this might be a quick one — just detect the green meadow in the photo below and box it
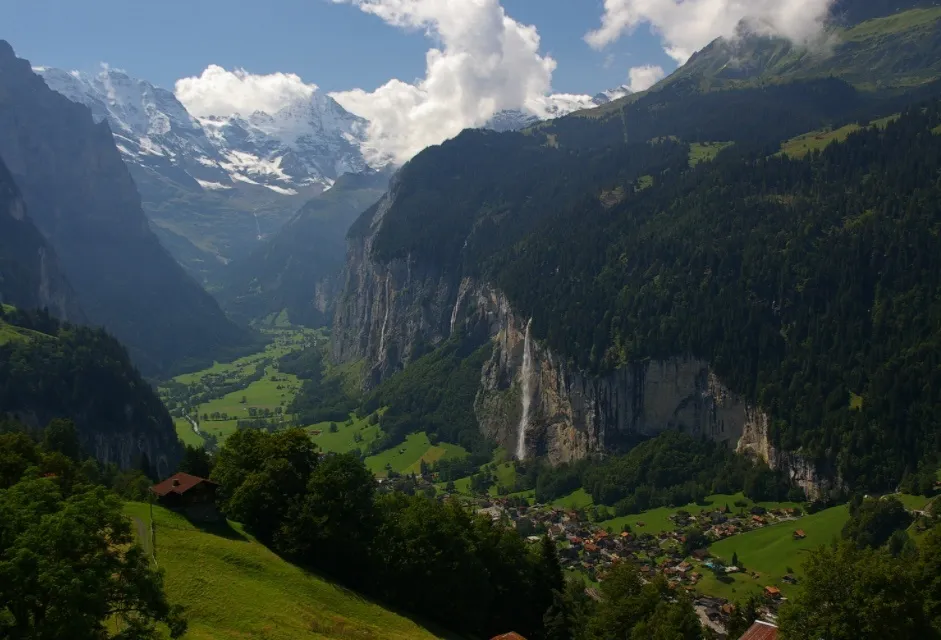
[697,504,850,600]
[124,502,442,640]
[365,432,468,477]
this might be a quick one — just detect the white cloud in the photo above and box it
[175,65,317,117]
[586,0,835,64]
[329,0,560,164]
[627,64,665,92]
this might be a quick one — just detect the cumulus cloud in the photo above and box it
[329,0,560,165]
[586,0,835,64]
[627,64,666,92]
[175,65,317,118]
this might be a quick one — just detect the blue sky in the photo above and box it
[0,0,674,95]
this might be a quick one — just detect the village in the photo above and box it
[464,490,806,636]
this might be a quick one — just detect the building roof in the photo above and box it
[151,472,217,497]
[491,633,527,640]
[738,620,778,640]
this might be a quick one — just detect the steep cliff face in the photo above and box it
[0,157,83,321]
[333,189,836,495]
[333,186,461,385]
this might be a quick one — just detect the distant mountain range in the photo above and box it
[35,66,631,283]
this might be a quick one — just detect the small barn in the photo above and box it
[151,472,221,522]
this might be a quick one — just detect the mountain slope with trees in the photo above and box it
[333,1,941,493]
[0,306,182,476]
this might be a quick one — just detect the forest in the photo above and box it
[0,307,181,473]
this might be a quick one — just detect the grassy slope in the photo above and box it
[125,502,441,640]
[689,142,734,166]
[552,488,594,510]
[597,492,803,535]
[699,505,850,600]
[0,313,53,346]
[308,413,383,454]
[365,432,468,477]
[781,115,899,157]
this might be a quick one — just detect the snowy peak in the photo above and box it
[594,85,633,104]
[484,86,634,132]
[36,66,370,196]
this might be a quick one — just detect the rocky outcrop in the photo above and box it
[332,189,835,495]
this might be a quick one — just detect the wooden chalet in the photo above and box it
[151,472,221,522]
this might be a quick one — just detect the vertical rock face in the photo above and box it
[333,189,835,495]
[333,185,461,386]
[0,156,83,321]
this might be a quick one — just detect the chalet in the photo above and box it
[793,529,807,539]
[738,620,778,640]
[491,633,527,640]
[764,586,782,600]
[150,472,220,522]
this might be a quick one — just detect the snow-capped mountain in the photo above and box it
[484,87,634,132]
[37,67,369,195]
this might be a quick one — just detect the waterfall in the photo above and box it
[252,210,263,240]
[516,318,534,460]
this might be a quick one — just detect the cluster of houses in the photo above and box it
[467,496,802,637]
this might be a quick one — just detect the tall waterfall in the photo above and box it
[516,319,534,460]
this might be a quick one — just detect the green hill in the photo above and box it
[125,502,443,640]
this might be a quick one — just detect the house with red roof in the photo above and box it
[150,472,220,522]
[738,620,778,640]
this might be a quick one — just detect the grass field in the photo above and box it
[487,462,519,496]
[597,492,803,535]
[0,316,50,345]
[894,493,935,511]
[124,502,442,640]
[553,488,594,510]
[162,328,319,446]
[308,414,384,454]
[689,141,733,166]
[697,505,850,600]
[781,115,898,158]
[365,432,469,477]
[175,418,204,448]
[841,6,941,42]
[195,367,300,443]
